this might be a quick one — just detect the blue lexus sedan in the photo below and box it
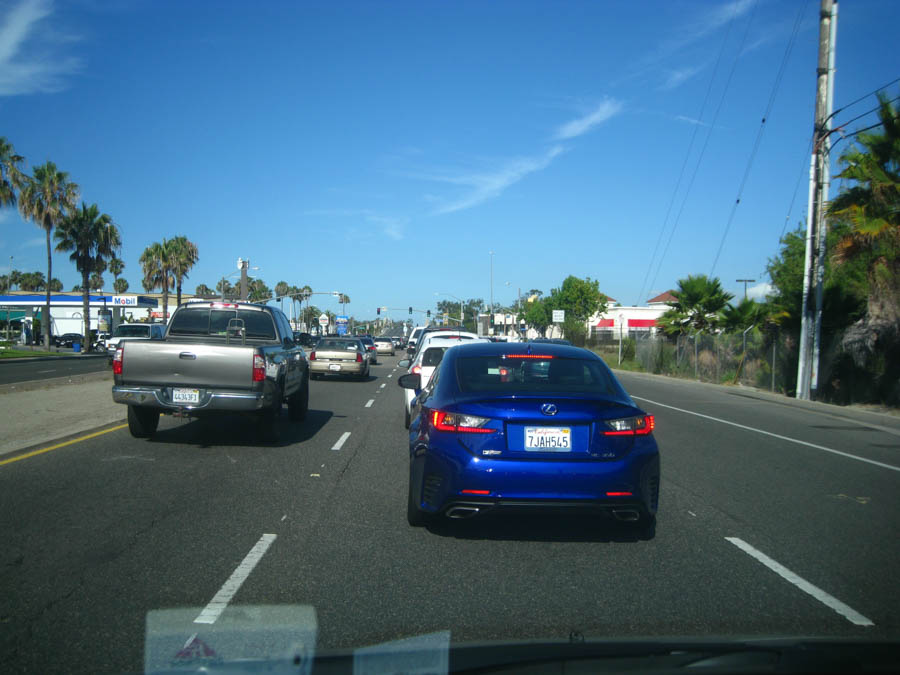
[398,341,660,530]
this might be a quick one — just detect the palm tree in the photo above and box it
[658,274,733,335]
[216,278,234,299]
[9,269,21,291]
[140,239,175,322]
[275,281,290,314]
[48,278,63,292]
[109,257,125,289]
[827,92,900,325]
[54,203,121,350]
[248,278,272,303]
[19,271,46,291]
[299,284,312,329]
[194,283,214,297]
[721,298,768,332]
[169,235,199,307]
[1,137,26,208]
[18,161,79,347]
[114,278,129,293]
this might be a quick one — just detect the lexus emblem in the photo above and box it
[541,403,558,416]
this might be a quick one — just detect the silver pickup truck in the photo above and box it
[112,301,309,440]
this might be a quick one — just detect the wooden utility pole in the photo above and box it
[797,0,837,400]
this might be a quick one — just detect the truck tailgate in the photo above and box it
[121,341,256,390]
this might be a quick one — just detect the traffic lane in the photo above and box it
[632,386,899,634]
[617,372,900,469]
[0,355,108,385]
[0,368,387,673]
[242,378,884,651]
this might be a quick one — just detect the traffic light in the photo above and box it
[408,306,412,315]
[427,310,431,318]
[377,307,381,315]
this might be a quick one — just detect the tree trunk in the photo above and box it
[82,267,91,352]
[176,281,182,308]
[45,228,52,349]
[162,287,169,325]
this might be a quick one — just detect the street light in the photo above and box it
[489,251,494,333]
[736,279,756,300]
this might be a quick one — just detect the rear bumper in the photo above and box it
[415,444,660,517]
[112,385,270,413]
[310,361,366,375]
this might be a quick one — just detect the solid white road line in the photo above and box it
[633,396,900,473]
[365,399,374,408]
[332,431,351,450]
[194,533,277,625]
[725,537,874,627]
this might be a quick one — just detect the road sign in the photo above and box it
[336,315,349,335]
[552,309,565,323]
[318,313,329,327]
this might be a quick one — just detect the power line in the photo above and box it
[831,93,900,133]
[828,75,900,120]
[634,4,740,306]
[647,0,760,294]
[709,0,809,277]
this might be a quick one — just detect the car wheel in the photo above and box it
[404,405,411,429]
[288,378,309,422]
[407,477,430,527]
[127,405,159,438]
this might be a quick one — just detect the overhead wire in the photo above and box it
[709,0,809,277]
[646,0,761,295]
[634,10,738,306]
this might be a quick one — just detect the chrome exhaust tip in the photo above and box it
[446,506,480,519]
[612,509,640,522]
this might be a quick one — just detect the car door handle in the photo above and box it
[179,352,197,360]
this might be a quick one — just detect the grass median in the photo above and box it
[0,348,68,359]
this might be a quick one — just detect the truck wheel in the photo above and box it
[128,406,159,438]
[288,379,309,422]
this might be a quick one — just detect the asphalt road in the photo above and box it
[0,354,109,385]
[1,358,898,673]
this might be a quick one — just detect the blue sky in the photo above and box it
[2,0,898,320]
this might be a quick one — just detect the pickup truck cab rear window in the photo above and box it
[169,307,276,340]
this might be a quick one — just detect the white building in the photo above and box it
[588,291,676,340]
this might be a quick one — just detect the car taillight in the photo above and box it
[112,346,124,375]
[252,354,265,382]
[603,415,655,436]
[431,410,495,434]
[412,365,422,374]
[356,352,363,363]
[309,351,316,360]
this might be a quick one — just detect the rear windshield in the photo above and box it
[455,356,619,395]
[319,339,360,351]
[113,325,149,337]
[168,308,276,340]
[422,347,449,367]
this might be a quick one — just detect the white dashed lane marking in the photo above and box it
[332,431,351,451]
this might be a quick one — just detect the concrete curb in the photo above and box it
[0,353,108,363]
[0,369,113,395]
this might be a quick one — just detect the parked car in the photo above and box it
[309,337,369,380]
[105,323,166,363]
[54,333,85,348]
[358,336,378,364]
[398,336,489,428]
[374,337,395,356]
[112,302,309,440]
[398,341,659,532]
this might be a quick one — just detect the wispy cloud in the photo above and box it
[675,115,710,128]
[553,98,623,141]
[659,65,703,91]
[20,236,44,248]
[674,0,755,51]
[0,0,82,96]
[303,208,407,240]
[425,145,566,216]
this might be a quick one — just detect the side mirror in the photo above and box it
[397,359,410,368]
[397,373,421,389]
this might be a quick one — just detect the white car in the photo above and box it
[399,336,488,428]
[409,329,481,364]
